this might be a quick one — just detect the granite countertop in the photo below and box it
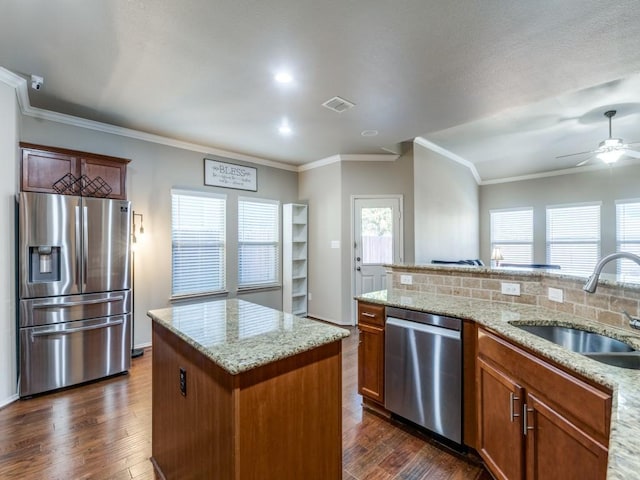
[359,288,640,480]
[147,298,350,375]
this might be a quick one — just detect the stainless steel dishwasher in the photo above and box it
[385,306,462,445]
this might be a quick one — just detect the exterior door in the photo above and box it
[353,196,402,301]
[83,197,132,293]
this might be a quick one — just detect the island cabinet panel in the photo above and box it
[151,321,343,480]
[357,302,385,404]
[152,321,235,479]
[477,327,611,480]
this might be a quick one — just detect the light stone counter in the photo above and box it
[358,288,640,480]
[147,298,350,375]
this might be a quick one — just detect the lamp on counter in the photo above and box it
[491,247,503,268]
[131,210,145,359]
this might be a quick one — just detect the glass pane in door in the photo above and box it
[361,207,393,264]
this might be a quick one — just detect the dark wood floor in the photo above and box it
[0,327,489,479]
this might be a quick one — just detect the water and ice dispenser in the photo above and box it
[29,246,61,282]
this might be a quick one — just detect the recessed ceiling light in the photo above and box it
[361,130,379,137]
[275,72,293,84]
[279,124,292,135]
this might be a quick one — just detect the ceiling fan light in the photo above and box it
[597,149,624,164]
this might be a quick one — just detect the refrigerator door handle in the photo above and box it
[30,318,124,338]
[82,205,89,292]
[75,205,82,289]
[32,295,125,309]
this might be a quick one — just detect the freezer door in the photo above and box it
[19,314,131,397]
[82,197,131,293]
[20,291,131,328]
[19,192,81,299]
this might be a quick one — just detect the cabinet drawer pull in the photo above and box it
[523,404,534,435]
[361,312,376,318]
[509,392,520,422]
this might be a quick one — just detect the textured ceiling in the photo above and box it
[2,0,640,180]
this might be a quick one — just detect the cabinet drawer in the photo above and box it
[358,302,385,327]
[478,328,611,442]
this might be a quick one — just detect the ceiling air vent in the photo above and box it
[322,96,356,113]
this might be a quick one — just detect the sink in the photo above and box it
[515,324,635,353]
[513,324,640,369]
[583,352,640,369]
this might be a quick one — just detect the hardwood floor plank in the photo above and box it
[0,325,488,479]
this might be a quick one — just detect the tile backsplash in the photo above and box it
[388,266,640,331]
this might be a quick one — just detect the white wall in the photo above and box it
[0,81,19,407]
[298,162,343,323]
[413,141,479,264]
[479,163,640,272]
[21,116,298,348]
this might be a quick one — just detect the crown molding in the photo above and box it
[479,162,620,185]
[298,153,399,172]
[414,136,482,184]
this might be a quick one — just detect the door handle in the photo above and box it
[31,318,124,338]
[356,266,361,271]
[509,392,520,422]
[523,403,534,435]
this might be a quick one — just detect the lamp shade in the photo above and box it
[491,248,503,261]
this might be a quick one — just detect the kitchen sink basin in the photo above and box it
[515,324,635,353]
[583,352,640,369]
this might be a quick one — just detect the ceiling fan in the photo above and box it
[557,110,640,166]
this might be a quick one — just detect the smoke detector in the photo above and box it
[322,96,355,113]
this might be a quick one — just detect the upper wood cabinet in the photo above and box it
[21,143,130,199]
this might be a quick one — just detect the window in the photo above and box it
[546,203,600,275]
[238,198,280,288]
[490,208,533,264]
[171,190,226,297]
[616,200,640,280]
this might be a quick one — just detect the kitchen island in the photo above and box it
[147,299,349,480]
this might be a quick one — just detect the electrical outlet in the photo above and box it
[179,367,187,397]
[501,282,520,296]
[400,275,413,285]
[548,287,564,303]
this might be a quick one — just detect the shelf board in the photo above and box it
[292,292,307,298]
[293,257,307,261]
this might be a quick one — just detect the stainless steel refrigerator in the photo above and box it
[18,191,132,397]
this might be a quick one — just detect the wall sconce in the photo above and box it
[491,247,503,268]
[132,211,145,244]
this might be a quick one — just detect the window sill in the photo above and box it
[237,284,282,294]
[169,290,229,304]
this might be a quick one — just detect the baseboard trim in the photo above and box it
[0,393,19,410]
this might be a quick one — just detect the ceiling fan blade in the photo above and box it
[624,149,640,159]
[576,157,592,167]
[556,150,595,159]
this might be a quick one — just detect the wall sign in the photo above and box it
[204,158,257,191]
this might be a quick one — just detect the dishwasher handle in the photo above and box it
[386,317,461,340]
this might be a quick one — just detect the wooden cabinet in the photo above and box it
[357,302,385,404]
[21,143,130,199]
[477,327,611,480]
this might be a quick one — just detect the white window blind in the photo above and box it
[238,198,280,288]
[617,200,640,280]
[546,203,600,275]
[171,190,226,296]
[490,208,533,264]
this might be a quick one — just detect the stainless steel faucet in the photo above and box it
[583,252,640,330]
[583,252,640,293]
